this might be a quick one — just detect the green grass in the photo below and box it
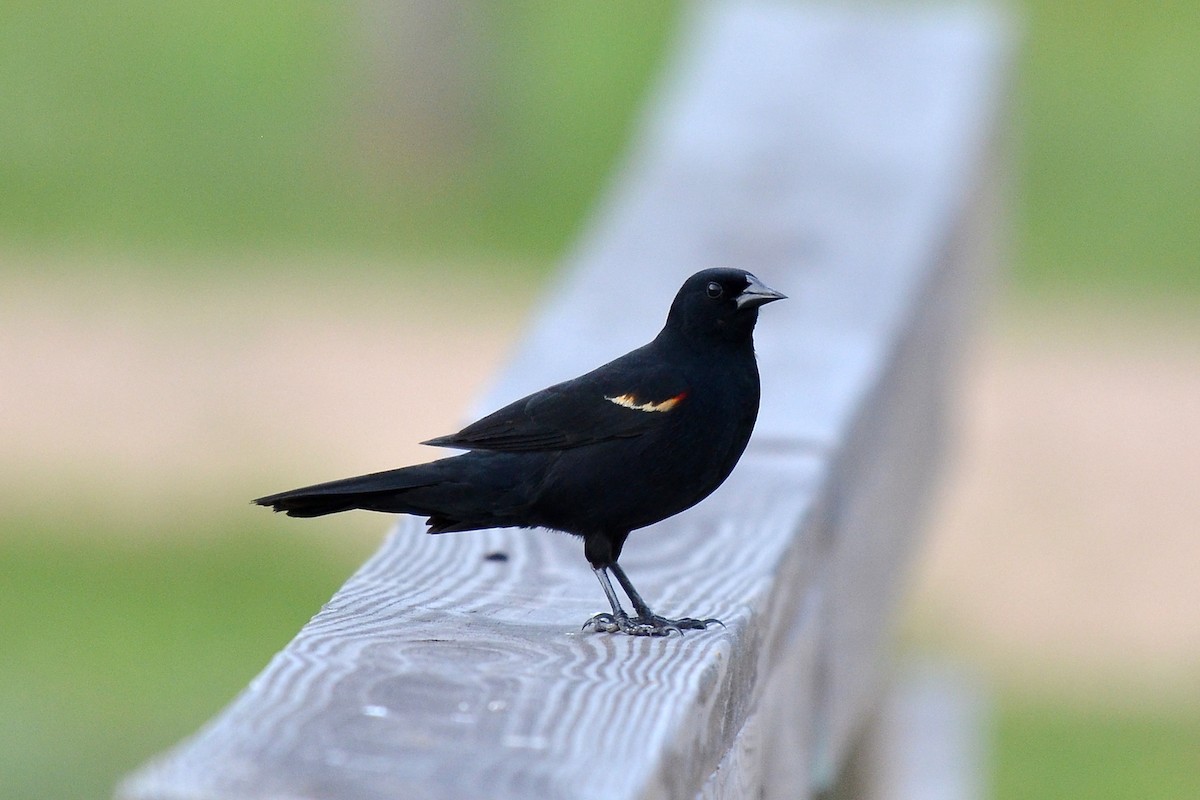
[996,700,1200,799]
[1018,0,1200,295]
[0,2,679,261]
[0,3,344,249]
[2,2,1195,294]
[0,522,369,800]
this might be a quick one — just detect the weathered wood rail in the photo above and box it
[118,4,1009,799]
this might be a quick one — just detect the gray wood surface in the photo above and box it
[117,3,1009,799]
[857,665,990,800]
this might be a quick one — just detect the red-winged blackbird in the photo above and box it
[255,268,785,636]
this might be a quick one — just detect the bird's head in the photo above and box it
[663,268,786,345]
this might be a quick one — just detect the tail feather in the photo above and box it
[253,452,536,531]
[253,464,441,518]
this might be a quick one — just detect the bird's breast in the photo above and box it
[531,365,759,535]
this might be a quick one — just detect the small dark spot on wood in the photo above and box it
[484,551,509,562]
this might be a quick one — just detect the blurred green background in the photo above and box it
[2,2,1197,798]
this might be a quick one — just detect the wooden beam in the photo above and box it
[117,4,1009,799]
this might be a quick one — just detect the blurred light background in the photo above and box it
[1,2,1196,798]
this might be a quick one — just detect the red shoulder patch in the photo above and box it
[604,391,688,413]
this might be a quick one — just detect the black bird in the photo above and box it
[254,268,785,636]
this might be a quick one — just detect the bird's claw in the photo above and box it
[583,612,620,633]
[582,611,723,637]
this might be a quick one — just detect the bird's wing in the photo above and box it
[423,367,690,453]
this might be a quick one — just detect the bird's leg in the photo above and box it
[582,565,671,636]
[582,566,632,634]
[581,530,719,636]
[608,562,655,618]
[609,562,723,633]
[582,563,722,636]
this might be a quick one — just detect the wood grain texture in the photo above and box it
[117,3,1009,799]
[122,453,822,800]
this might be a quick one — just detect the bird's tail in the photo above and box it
[252,452,529,533]
[253,463,442,518]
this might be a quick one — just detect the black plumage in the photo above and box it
[254,268,785,636]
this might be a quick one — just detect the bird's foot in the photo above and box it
[582,611,723,637]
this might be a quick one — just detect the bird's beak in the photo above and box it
[735,275,787,310]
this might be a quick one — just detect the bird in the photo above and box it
[254,268,785,636]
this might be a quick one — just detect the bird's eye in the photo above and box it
[706,282,723,299]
